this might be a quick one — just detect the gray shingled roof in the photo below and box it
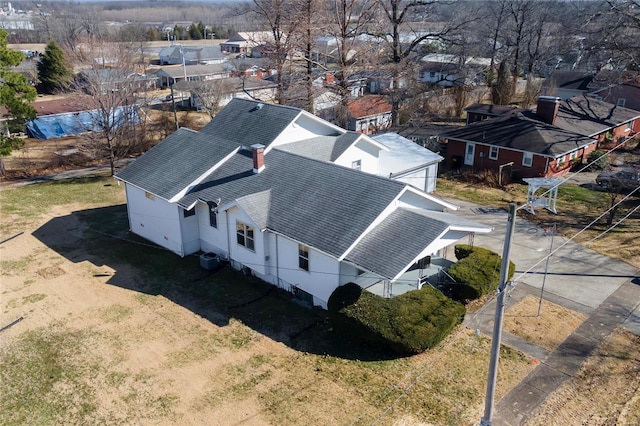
[442,113,596,157]
[198,98,304,147]
[550,96,640,137]
[156,64,228,79]
[346,208,489,279]
[345,208,449,279]
[277,132,361,161]
[179,148,407,258]
[114,128,240,200]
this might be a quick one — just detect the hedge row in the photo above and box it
[328,283,465,355]
[447,244,515,301]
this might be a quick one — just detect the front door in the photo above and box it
[464,143,475,166]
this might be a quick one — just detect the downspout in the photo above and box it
[225,209,232,261]
[275,233,280,287]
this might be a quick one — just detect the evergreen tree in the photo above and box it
[37,40,73,94]
[0,29,36,173]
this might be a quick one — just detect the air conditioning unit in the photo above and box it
[199,252,220,271]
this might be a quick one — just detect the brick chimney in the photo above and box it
[325,72,334,84]
[536,96,561,125]
[251,144,265,174]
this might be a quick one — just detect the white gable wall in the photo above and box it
[269,113,344,149]
[125,184,185,256]
[333,140,381,174]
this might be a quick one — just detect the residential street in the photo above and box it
[450,199,640,425]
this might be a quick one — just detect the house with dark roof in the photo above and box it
[115,99,490,308]
[442,95,640,178]
[540,71,594,100]
[159,45,226,66]
[152,64,230,87]
[588,80,640,113]
[172,77,277,111]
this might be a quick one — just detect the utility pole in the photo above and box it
[480,202,517,426]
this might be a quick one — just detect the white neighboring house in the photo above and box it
[115,99,491,308]
[420,53,490,87]
[159,45,226,65]
[372,133,443,193]
[172,77,277,111]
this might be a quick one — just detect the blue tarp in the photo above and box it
[26,106,140,139]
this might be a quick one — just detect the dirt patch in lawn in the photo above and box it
[503,295,588,352]
[525,328,640,425]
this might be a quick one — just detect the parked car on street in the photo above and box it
[595,168,640,192]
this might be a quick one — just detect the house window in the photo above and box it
[429,71,436,78]
[522,152,533,167]
[183,207,195,218]
[617,98,626,107]
[569,151,578,161]
[236,221,255,251]
[556,155,566,168]
[352,160,362,171]
[298,244,309,271]
[489,146,499,160]
[626,121,633,131]
[209,208,217,228]
[145,192,155,200]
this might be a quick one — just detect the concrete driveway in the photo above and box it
[448,199,637,312]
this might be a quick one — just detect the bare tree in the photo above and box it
[371,0,474,125]
[324,0,376,127]
[251,0,302,104]
[188,79,235,118]
[587,0,640,70]
[70,38,150,175]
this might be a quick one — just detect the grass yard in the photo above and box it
[0,175,535,425]
[524,327,640,425]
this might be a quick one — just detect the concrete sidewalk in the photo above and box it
[449,199,640,424]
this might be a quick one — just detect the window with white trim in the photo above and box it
[626,121,633,131]
[298,244,309,271]
[522,152,533,167]
[208,206,217,228]
[569,151,578,161]
[489,146,499,160]
[352,160,361,170]
[556,155,566,168]
[617,98,626,107]
[236,221,255,251]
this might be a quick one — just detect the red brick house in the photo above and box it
[443,96,639,178]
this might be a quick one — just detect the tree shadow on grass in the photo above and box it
[32,204,401,361]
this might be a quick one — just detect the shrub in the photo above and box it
[586,149,608,171]
[454,244,474,260]
[448,244,515,301]
[328,283,465,355]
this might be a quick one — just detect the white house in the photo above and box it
[159,45,226,66]
[372,133,443,193]
[115,99,490,308]
[420,53,490,87]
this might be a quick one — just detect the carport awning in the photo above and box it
[345,208,491,281]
